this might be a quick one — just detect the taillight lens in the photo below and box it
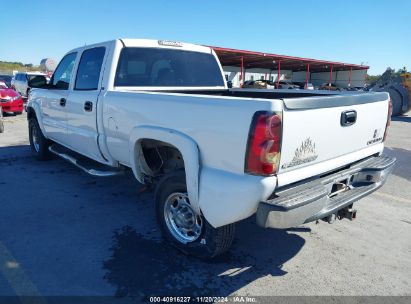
[245,111,282,176]
[383,99,392,141]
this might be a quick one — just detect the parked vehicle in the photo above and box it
[0,75,13,87]
[368,68,410,116]
[11,72,48,98]
[26,39,395,259]
[276,80,300,89]
[241,80,253,88]
[0,107,4,133]
[0,82,24,115]
[345,86,366,92]
[319,82,341,91]
[293,82,314,90]
[243,80,276,89]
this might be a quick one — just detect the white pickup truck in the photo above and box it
[26,39,396,258]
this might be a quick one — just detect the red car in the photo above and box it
[0,81,24,115]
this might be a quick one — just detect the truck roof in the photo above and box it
[121,39,212,54]
[66,38,212,55]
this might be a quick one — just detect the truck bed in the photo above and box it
[131,88,389,184]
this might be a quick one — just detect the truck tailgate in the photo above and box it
[278,92,390,181]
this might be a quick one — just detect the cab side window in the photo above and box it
[51,53,77,90]
[75,47,105,90]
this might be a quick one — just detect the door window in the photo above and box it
[51,53,77,90]
[74,47,106,90]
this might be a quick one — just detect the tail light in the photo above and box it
[383,99,392,141]
[245,111,282,176]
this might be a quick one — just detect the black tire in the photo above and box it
[28,118,51,160]
[387,88,403,116]
[14,112,22,115]
[155,171,235,259]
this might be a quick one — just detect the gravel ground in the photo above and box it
[0,111,410,300]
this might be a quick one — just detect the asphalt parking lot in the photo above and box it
[0,112,410,300]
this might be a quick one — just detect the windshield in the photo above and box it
[0,76,11,82]
[115,47,225,87]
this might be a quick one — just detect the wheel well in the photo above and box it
[138,139,185,178]
[26,107,36,121]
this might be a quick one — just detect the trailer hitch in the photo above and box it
[337,205,357,221]
[321,205,357,224]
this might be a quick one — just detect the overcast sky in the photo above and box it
[1,0,410,75]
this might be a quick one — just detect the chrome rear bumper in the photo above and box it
[256,155,396,229]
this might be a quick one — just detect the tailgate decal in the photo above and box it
[281,138,318,169]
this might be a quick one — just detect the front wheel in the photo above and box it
[155,171,235,259]
[29,118,51,160]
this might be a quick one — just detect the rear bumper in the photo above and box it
[256,155,396,229]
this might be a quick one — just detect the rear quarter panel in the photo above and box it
[102,90,281,173]
[101,90,282,227]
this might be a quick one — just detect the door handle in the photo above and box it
[84,101,93,112]
[59,98,66,107]
[341,110,357,126]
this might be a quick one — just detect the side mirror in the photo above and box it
[28,76,48,88]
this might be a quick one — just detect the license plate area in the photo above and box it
[328,178,350,198]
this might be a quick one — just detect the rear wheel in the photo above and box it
[29,118,51,160]
[155,171,235,259]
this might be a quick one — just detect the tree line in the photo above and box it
[0,61,39,72]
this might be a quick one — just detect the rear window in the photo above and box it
[114,47,225,87]
[28,75,42,81]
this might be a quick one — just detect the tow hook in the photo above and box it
[337,205,357,221]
